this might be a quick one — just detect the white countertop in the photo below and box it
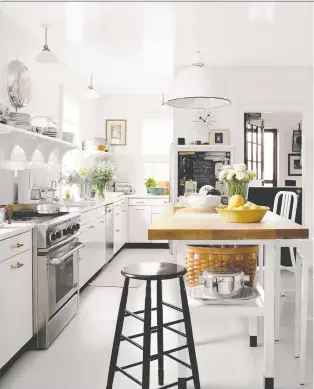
[127,194,169,199]
[0,223,33,241]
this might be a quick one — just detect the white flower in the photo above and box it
[226,172,235,181]
[223,165,232,170]
[233,163,247,172]
[236,171,246,181]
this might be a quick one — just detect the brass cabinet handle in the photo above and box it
[10,262,24,270]
[10,243,24,249]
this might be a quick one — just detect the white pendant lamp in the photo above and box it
[35,24,58,63]
[86,74,100,99]
[165,50,231,109]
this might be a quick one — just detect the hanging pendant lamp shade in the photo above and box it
[35,25,58,63]
[86,74,100,99]
[165,51,231,109]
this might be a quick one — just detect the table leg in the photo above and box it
[259,244,264,288]
[264,242,275,389]
[294,251,302,358]
[275,243,281,342]
[299,250,309,385]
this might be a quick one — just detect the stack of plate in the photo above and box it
[43,127,58,138]
[10,112,31,129]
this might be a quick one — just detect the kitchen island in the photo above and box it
[148,207,309,389]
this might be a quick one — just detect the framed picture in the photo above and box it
[209,129,230,145]
[292,129,302,152]
[106,120,126,145]
[288,153,302,176]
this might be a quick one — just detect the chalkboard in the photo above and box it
[178,153,216,195]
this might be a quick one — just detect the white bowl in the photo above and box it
[187,194,222,209]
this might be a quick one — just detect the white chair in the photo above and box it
[273,191,298,343]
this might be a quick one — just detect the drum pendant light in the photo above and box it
[35,25,58,63]
[165,50,231,109]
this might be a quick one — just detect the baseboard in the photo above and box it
[124,243,169,249]
[0,336,35,378]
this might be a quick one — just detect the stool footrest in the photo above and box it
[115,366,142,386]
[159,376,193,389]
[166,353,191,369]
[124,309,144,322]
[150,344,188,361]
[120,335,143,350]
[124,307,157,317]
[162,301,183,313]
[164,325,186,338]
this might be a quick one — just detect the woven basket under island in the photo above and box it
[186,245,259,288]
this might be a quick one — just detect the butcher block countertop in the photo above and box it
[148,207,309,241]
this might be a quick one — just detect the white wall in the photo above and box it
[173,66,312,229]
[261,112,302,187]
[0,10,98,184]
[97,95,172,193]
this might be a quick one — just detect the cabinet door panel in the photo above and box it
[0,250,33,369]
[128,206,151,243]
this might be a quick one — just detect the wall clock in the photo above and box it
[193,109,216,132]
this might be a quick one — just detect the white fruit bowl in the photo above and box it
[187,194,222,209]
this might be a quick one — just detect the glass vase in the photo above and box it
[226,181,249,202]
[97,183,105,198]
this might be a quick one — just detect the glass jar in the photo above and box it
[226,181,249,202]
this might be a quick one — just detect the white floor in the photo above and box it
[0,248,312,389]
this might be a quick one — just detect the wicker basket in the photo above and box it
[186,245,258,288]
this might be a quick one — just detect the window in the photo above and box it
[263,129,278,187]
[141,115,173,186]
[244,114,278,187]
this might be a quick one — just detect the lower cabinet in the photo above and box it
[0,250,33,369]
[128,205,152,243]
[79,216,106,288]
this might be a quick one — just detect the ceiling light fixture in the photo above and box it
[35,24,58,63]
[86,74,100,99]
[165,50,231,109]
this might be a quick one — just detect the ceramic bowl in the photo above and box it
[187,194,222,209]
[148,187,164,195]
[216,206,269,223]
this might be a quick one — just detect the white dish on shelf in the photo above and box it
[187,193,221,209]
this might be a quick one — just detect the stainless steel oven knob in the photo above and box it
[49,232,56,242]
[74,223,80,231]
[67,226,72,234]
[63,228,68,236]
[56,231,62,239]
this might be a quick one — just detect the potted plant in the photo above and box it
[144,177,164,195]
[219,163,256,202]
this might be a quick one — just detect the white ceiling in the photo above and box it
[2,2,312,95]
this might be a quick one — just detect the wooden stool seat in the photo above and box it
[121,262,186,280]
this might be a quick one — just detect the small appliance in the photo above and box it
[18,169,40,203]
[114,181,135,194]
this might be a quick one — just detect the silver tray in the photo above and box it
[188,285,260,302]
[7,60,31,109]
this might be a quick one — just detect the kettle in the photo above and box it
[198,266,250,299]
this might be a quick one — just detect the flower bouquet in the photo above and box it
[89,161,117,198]
[219,163,256,201]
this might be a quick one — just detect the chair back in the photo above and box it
[273,191,298,222]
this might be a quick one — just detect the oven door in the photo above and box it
[47,240,84,318]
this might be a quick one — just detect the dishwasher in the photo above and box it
[105,204,114,261]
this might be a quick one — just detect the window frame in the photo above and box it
[263,128,278,187]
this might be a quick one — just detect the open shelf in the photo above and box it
[82,150,115,160]
[0,123,77,163]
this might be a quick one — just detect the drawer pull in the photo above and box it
[135,208,144,211]
[116,213,120,216]
[11,243,24,249]
[136,201,145,204]
[100,221,105,224]
[11,262,24,270]
[116,229,120,233]
[89,225,95,229]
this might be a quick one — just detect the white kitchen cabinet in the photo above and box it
[0,249,33,369]
[128,205,151,243]
[79,216,106,288]
[114,199,128,253]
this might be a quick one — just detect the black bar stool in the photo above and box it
[106,262,201,389]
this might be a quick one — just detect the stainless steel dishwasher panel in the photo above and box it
[105,204,114,261]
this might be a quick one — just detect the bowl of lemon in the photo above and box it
[216,195,269,223]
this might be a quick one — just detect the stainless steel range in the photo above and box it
[12,211,84,349]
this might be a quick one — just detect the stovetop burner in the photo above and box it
[12,211,69,223]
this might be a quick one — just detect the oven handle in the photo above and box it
[48,242,85,265]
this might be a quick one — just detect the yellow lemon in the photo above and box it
[242,202,251,209]
[229,195,245,208]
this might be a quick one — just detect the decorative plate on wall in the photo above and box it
[7,59,31,110]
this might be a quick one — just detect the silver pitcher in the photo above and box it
[198,267,250,299]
